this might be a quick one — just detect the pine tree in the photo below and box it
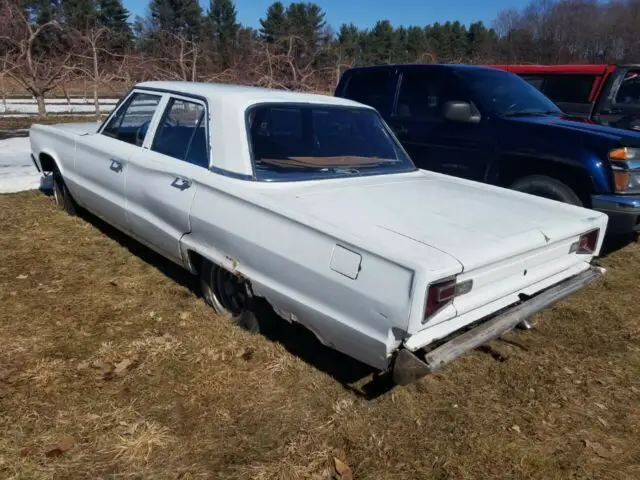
[337,23,361,63]
[61,0,97,33]
[207,0,240,68]
[259,1,287,43]
[365,20,394,64]
[285,2,326,49]
[149,0,202,39]
[97,0,132,52]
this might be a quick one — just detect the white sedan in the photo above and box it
[29,81,608,385]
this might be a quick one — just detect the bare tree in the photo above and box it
[0,1,74,115]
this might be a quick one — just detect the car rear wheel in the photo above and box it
[199,260,260,333]
[510,175,583,206]
[52,171,78,215]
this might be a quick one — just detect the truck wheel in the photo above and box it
[52,171,78,216]
[510,175,583,206]
[199,260,260,333]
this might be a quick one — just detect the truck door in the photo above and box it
[385,67,490,181]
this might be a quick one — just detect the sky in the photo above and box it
[123,0,530,30]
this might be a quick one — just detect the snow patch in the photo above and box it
[0,136,45,194]
[1,98,119,115]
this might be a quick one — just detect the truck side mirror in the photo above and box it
[443,101,481,124]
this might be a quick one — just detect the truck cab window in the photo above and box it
[615,70,640,105]
[343,71,391,112]
[394,70,460,120]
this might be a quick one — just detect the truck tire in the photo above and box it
[510,175,583,206]
[199,260,260,333]
[52,171,78,216]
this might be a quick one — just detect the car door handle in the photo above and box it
[109,159,123,173]
[171,177,192,191]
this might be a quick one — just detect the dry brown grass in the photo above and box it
[0,191,639,479]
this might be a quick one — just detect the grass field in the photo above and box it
[0,191,639,479]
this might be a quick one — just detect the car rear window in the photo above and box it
[246,104,415,181]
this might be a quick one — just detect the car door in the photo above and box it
[125,94,210,265]
[72,91,163,231]
[386,67,489,181]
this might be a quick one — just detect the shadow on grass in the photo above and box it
[600,231,639,258]
[69,200,394,399]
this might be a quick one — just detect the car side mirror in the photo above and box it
[443,101,481,124]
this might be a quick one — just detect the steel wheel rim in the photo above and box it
[213,268,246,316]
[53,178,61,205]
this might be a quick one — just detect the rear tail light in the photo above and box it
[424,277,473,320]
[570,228,599,254]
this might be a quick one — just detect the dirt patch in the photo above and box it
[0,191,639,479]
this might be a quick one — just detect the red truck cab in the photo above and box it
[490,64,640,132]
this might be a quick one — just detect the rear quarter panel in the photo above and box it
[181,182,417,370]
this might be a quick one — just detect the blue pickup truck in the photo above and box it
[334,64,640,235]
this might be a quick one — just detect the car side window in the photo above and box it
[151,98,208,168]
[102,92,162,146]
[614,70,640,106]
[394,70,459,120]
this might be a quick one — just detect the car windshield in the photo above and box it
[247,104,416,181]
[459,69,562,117]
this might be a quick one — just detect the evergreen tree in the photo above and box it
[365,20,394,64]
[61,0,97,33]
[392,26,408,63]
[406,26,428,62]
[285,2,326,49]
[337,23,361,63]
[207,0,240,68]
[259,1,287,43]
[149,0,202,39]
[97,0,132,52]
[21,0,69,55]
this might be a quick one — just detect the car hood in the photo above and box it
[52,121,102,135]
[506,114,640,140]
[272,172,604,271]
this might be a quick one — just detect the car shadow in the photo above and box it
[599,231,639,258]
[71,203,394,399]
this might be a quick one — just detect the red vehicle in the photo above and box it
[490,64,640,132]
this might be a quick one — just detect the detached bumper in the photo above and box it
[392,265,606,386]
[591,194,640,235]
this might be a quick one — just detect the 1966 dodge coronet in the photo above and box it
[29,81,608,385]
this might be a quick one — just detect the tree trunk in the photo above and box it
[93,44,101,120]
[35,93,46,116]
[93,82,100,120]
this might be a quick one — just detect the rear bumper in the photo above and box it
[591,194,640,235]
[392,265,606,386]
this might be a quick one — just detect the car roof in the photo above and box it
[488,64,615,75]
[135,81,370,109]
[344,63,505,73]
